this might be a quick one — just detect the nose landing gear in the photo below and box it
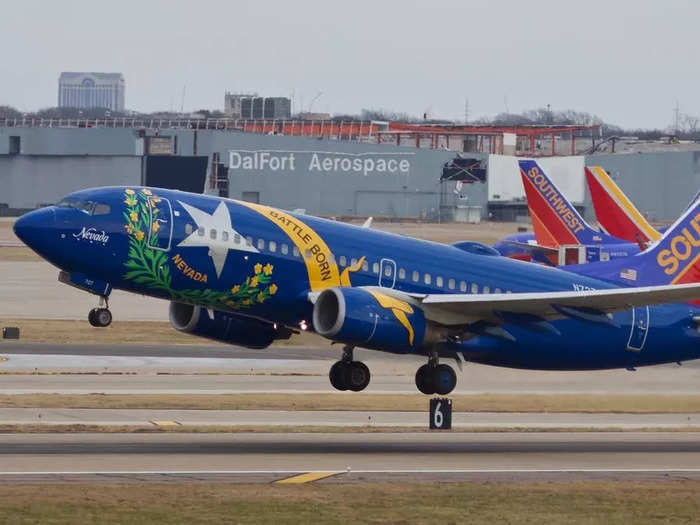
[329,345,371,392]
[88,296,112,327]
[415,352,457,395]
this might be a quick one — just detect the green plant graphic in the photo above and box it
[121,188,277,309]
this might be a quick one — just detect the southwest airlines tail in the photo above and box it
[585,166,661,245]
[518,159,620,247]
[570,196,700,287]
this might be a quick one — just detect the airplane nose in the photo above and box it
[13,207,56,249]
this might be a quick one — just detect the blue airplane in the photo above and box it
[493,160,643,265]
[13,183,700,395]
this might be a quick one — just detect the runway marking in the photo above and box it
[150,420,181,427]
[2,469,700,476]
[274,471,341,484]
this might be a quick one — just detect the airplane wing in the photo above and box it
[365,283,700,326]
[502,240,558,254]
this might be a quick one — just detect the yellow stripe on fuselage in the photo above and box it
[237,201,341,291]
[589,166,661,241]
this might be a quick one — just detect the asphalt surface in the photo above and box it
[2,408,699,429]
[1,432,699,483]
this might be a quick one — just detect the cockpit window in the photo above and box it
[92,203,111,215]
[56,199,110,216]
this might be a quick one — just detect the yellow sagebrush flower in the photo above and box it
[152,221,160,232]
[263,263,273,276]
[231,285,240,294]
[134,230,145,241]
[269,284,278,295]
[141,188,152,195]
[129,211,138,223]
[125,224,134,234]
[257,292,265,303]
[124,197,137,206]
[254,263,263,274]
[125,189,135,195]
[250,276,259,288]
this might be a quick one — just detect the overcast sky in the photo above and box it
[2,0,698,129]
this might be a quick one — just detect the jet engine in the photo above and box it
[169,302,290,349]
[312,287,436,353]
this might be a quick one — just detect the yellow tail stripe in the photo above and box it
[589,166,661,241]
[275,471,340,484]
[236,201,341,291]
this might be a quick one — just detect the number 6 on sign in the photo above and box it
[429,397,452,430]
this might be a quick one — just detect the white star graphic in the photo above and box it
[177,200,258,278]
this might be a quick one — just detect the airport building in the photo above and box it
[58,72,126,112]
[224,93,291,119]
[1,117,699,225]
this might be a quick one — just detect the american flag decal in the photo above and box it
[620,268,638,281]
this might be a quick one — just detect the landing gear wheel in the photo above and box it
[89,307,112,328]
[434,364,457,395]
[344,361,370,392]
[329,361,348,391]
[415,364,436,395]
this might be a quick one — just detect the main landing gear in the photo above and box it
[415,352,457,395]
[88,295,112,328]
[329,345,371,392]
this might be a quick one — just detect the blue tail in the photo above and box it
[569,196,700,287]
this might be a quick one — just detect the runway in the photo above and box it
[1,432,699,483]
[1,407,699,429]
[2,342,700,394]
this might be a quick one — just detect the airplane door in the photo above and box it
[626,306,649,352]
[379,258,397,288]
[147,196,173,252]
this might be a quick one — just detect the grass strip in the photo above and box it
[2,393,700,413]
[0,481,698,524]
[0,424,699,434]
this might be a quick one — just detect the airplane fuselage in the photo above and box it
[15,186,700,372]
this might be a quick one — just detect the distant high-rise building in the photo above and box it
[224,92,291,119]
[58,72,125,112]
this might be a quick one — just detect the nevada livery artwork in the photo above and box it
[121,188,278,309]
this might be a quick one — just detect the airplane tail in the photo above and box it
[584,166,661,245]
[518,159,617,247]
[572,196,700,287]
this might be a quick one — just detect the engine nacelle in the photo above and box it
[312,287,431,353]
[169,302,290,349]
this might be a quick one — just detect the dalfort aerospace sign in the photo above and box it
[228,150,413,177]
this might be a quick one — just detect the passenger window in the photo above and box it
[494,288,502,294]
[412,271,419,282]
[483,285,490,294]
[281,243,289,255]
[269,241,277,252]
[448,278,455,290]
[293,246,300,257]
[234,234,241,244]
[329,253,336,264]
[399,268,406,279]
[257,239,265,250]
[305,249,312,259]
[351,258,358,267]
[436,276,443,287]
[459,281,467,292]
[197,227,205,236]
[185,224,193,235]
[372,262,379,274]
[339,256,347,266]
[222,231,229,242]
[246,236,253,246]
[362,260,368,271]
[424,273,431,285]
[93,203,110,215]
[210,229,217,240]
[471,283,479,294]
